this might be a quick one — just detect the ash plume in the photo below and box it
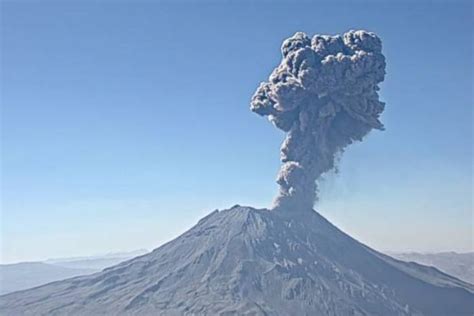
[251,30,386,211]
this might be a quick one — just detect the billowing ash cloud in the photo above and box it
[251,30,386,211]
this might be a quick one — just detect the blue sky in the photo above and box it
[1,0,472,263]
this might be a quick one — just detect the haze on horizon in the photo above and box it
[1,0,472,264]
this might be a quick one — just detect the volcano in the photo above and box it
[1,206,473,315]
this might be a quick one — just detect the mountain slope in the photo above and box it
[1,206,473,315]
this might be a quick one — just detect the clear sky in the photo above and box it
[1,0,472,263]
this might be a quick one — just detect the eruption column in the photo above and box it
[251,30,386,211]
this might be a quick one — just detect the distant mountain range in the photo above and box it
[44,249,149,270]
[0,249,148,295]
[391,252,474,284]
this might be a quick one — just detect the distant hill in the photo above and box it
[0,262,96,295]
[391,252,474,284]
[0,249,148,295]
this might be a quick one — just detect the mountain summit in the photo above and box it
[1,206,473,315]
